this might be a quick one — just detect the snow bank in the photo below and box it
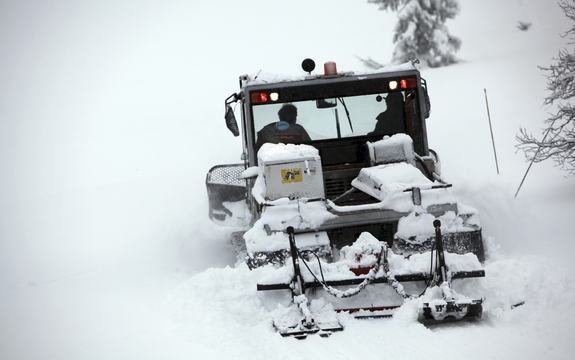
[164,253,575,360]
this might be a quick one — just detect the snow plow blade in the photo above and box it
[259,270,485,322]
[259,221,484,333]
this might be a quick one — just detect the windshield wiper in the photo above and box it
[338,97,354,133]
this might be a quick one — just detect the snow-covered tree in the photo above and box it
[517,0,575,174]
[369,0,461,67]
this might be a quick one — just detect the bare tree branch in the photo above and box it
[517,0,575,174]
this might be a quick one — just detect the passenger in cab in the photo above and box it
[369,92,406,136]
[255,104,311,151]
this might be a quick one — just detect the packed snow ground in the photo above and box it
[1,0,575,359]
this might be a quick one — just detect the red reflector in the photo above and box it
[350,266,374,276]
[251,92,269,104]
[399,78,417,89]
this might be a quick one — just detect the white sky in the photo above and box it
[0,0,397,197]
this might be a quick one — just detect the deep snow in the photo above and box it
[1,0,575,359]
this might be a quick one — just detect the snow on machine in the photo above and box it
[206,59,485,338]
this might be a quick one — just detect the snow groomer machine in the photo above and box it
[206,59,485,338]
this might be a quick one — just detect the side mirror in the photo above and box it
[423,89,431,119]
[225,105,240,137]
[316,98,337,109]
[421,78,431,119]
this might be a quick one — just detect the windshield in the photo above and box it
[252,90,416,149]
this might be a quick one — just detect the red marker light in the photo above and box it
[399,78,417,89]
[251,92,269,104]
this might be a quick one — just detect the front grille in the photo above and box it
[323,168,380,205]
[324,177,353,199]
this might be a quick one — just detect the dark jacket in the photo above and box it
[369,93,406,136]
[255,121,311,151]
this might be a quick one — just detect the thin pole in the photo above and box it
[484,88,500,174]
[514,121,556,198]
[514,155,537,199]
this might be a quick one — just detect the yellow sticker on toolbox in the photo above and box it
[281,168,303,183]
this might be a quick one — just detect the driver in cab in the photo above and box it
[255,104,311,151]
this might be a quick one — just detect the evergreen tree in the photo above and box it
[517,0,575,174]
[369,0,461,67]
